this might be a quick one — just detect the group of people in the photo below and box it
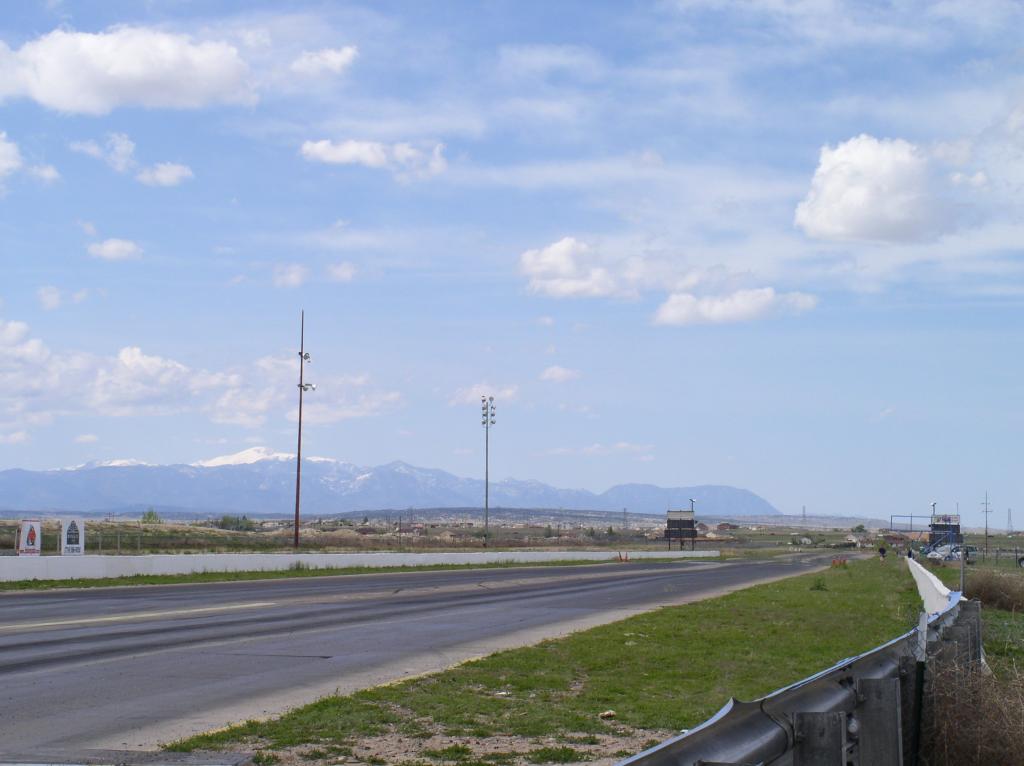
[878,544,917,562]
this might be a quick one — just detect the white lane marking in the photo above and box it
[1,601,277,632]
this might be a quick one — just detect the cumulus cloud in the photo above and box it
[301,139,447,178]
[90,346,236,417]
[0,431,28,445]
[449,383,519,405]
[28,164,59,183]
[795,134,952,243]
[520,237,618,297]
[37,286,62,310]
[272,263,309,288]
[539,365,580,383]
[71,133,136,172]
[136,162,194,187]
[0,131,23,185]
[0,27,253,115]
[290,46,358,76]
[654,288,818,326]
[87,238,141,260]
[73,133,194,187]
[327,262,356,282]
[0,315,400,434]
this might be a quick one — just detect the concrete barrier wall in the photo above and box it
[906,556,956,614]
[0,549,719,583]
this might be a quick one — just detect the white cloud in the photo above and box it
[301,139,447,179]
[0,316,398,433]
[87,238,142,260]
[540,365,580,383]
[795,134,952,243]
[136,162,194,187]
[327,262,357,282]
[75,433,98,443]
[0,131,23,185]
[290,46,358,76]
[0,27,253,115]
[37,286,62,310]
[77,220,97,236]
[71,132,136,172]
[0,431,28,445]
[498,44,604,80]
[520,237,618,298]
[28,164,60,183]
[546,441,653,457]
[273,263,309,288]
[654,288,818,326]
[449,383,519,405]
[90,346,235,417]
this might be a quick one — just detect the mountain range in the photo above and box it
[0,447,781,517]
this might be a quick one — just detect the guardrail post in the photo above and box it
[898,655,917,766]
[793,711,846,765]
[856,678,901,765]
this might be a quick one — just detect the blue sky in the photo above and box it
[2,1,1023,526]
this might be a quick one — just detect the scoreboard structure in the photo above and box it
[665,510,697,550]
[929,514,962,546]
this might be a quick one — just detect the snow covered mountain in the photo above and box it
[0,448,780,517]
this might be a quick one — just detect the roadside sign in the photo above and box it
[60,517,85,555]
[16,519,42,555]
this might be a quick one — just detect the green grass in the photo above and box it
[0,557,691,592]
[168,559,918,756]
[925,562,1023,674]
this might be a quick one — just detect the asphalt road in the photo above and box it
[0,555,827,757]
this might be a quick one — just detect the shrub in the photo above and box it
[966,569,1024,612]
[140,508,163,524]
[926,660,1024,765]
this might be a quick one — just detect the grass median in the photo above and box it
[169,558,918,765]
[0,558,698,592]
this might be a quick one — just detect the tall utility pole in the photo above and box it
[623,507,628,531]
[481,396,495,547]
[981,491,992,558]
[293,311,315,549]
[802,505,806,527]
[1008,508,1014,535]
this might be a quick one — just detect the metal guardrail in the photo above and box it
[618,590,971,766]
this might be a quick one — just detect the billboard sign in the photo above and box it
[60,518,85,555]
[667,510,695,521]
[931,514,960,525]
[16,519,42,556]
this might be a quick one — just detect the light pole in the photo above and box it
[689,498,696,550]
[293,311,315,549]
[481,395,495,547]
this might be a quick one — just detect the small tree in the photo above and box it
[544,525,555,538]
[141,507,163,524]
[852,524,866,533]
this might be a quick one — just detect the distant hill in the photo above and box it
[0,447,781,518]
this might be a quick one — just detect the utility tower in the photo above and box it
[1008,508,1014,535]
[981,491,992,557]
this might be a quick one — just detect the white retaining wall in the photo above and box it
[0,549,718,583]
[906,556,958,614]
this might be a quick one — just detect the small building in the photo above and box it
[717,522,739,531]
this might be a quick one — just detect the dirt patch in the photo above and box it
[242,726,674,766]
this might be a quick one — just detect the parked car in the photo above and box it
[926,544,975,563]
